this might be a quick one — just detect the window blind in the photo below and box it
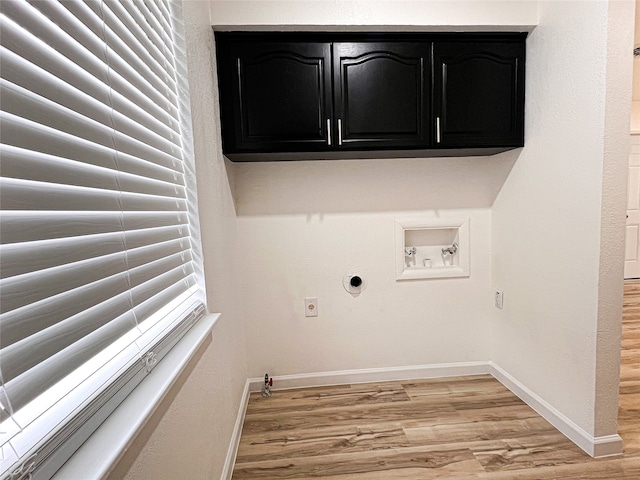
[0,1,205,477]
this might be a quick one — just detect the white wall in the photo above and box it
[110,1,248,479]
[235,155,518,377]
[210,0,537,31]
[218,0,536,381]
[633,0,639,102]
[491,0,633,444]
[631,0,639,132]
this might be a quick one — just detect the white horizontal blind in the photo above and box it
[0,1,205,477]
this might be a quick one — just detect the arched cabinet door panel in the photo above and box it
[333,42,431,150]
[218,41,333,154]
[433,41,525,148]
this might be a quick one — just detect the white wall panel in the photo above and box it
[492,0,632,445]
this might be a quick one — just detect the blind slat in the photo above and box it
[48,0,185,136]
[101,1,177,91]
[0,274,133,348]
[117,1,174,68]
[141,0,174,52]
[1,80,184,162]
[129,252,194,291]
[1,1,110,84]
[133,274,198,323]
[3,1,182,130]
[126,238,192,271]
[0,115,187,183]
[0,178,122,212]
[81,1,180,113]
[1,145,187,197]
[1,143,119,192]
[3,312,139,414]
[0,211,189,245]
[1,227,189,279]
[1,301,136,385]
[0,47,183,151]
[124,224,191,249]
[0,232,126,279]
[0,251,129,314]
[0,178,187,212]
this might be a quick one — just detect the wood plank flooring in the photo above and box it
[232,282,640,479]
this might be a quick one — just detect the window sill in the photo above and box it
[51,313,220,480]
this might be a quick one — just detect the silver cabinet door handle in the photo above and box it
[338,118,343,146]
[436,116,441,144]
[327,118,332,146]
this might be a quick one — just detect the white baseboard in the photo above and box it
[247,361,491,393]
[220,380,251,480]
[490,362,623,458]
[224,360,622,477]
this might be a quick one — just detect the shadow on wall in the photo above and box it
[230,149,521,215]
[107,334,212,479]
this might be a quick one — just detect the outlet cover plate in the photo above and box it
[495,290,504,309]
[305,297,318,317]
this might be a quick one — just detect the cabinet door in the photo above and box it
[433,40,525,148]
[333,42,431,150]
[218,41,332,153]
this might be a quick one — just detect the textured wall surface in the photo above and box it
[632,1,639,131]
[491,0,632,439]
[110,1,248,479]
[633,0,639,103]
[209,0,537,30]
[234,156,516,378]
[595,0,634,437]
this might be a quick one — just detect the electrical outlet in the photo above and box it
[494,290,504,309]
[305,297,318,317]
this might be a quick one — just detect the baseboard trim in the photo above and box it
[221,379,251,480]
[247,361,491,393]
[490,362,623,458]
[225,361,621,477]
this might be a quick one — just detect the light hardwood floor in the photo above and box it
[232,282,640,479]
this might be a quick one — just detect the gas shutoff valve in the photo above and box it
[261,374,272,398]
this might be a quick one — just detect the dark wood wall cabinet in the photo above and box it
[215,32,526,161]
